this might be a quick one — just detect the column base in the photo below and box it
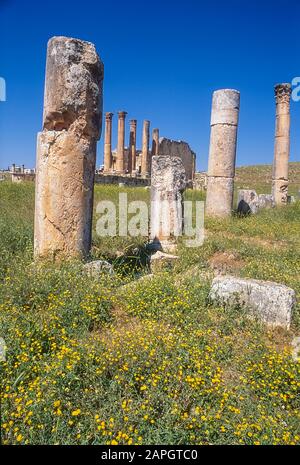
[205,176,234,217]
[272,179,288,206]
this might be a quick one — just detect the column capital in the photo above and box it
[105,112,113,120]
[130,119,137,126]
[275,83,291,104]
[118,111,128,119]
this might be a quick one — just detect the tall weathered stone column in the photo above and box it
[151,128,159,156]
[34,36,104,259]
[206,89,240,217]
[116,111,127,174]
[128,119,137,173]
[150,155,186,251]
[104,112,113,172]
[141,120,150,176]
[272,83,291,206]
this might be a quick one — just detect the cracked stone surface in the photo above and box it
[209,276,296,329]
[149,250,179,273]
[83,260,114,277]
[272,83,291,206]
[206,89,240,217]
[150,156,186,250]
[205,176,234,217]
[43,36,103,138]
[34,36,103,259]
[237,189,275,214]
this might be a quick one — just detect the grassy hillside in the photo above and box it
[235,162,300,195]
[0,180,300,445]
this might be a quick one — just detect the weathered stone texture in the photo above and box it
[43,36,103,138]
[116,111,127,174]
[158,138,196,183]
[205,176,234,217]
[272,83,291,206]
[193,172,207,191]
[34,36,103,259]
[150,156,186,249]
[141,120,150,176]
[151,128,159,156]
[83,260,114,277]
[207,124,238,178]
[104,112,113,172]
[210,89,240,126]
[128,119,137,173]
[149,250,179,273]
[237,189,275,214]
[209,276,296,329]
[206,89,240,217]
[34,131,97,258]
[272,178,289,206]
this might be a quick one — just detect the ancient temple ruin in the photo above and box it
[102,111,196,185]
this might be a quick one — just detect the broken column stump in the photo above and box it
[34,36,104,259]
[150,155,186,252]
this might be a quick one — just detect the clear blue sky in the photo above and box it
[0,0,299,171]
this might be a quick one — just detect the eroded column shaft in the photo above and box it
[128,119,137,173]
[34,36,104,259]
[151,128,159,156]
[116,111,127,174]
[141,120,150,176]
[104,112,113,172]
[206,89,240,217]
[150,156,186,248]
[272,83,291,206]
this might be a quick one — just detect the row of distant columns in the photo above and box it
[103,111,159,176]
[206,83,292,217]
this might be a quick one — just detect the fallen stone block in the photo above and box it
[149,250,179,273]
[83,260,114,277]
[237,189,274,214]
[209,276,296,328]
[291,336,300,362]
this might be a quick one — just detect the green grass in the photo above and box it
[235,162,300,195]
[0,178,300,445]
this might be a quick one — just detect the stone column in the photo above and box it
[104,112,113,173]
[116,111,127,174]
[150,155,186,251]
[34,36,104,259]
[206,89,240,217]
[151,128,159,156]
[128,119,137,174]
[141,120,150,176]
[272,83,291,206]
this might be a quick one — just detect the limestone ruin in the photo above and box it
[34,36,104,259]
[206,89,240,217]
[150,155,186,251]
[101,115,196,183]
[272,83,291,206]
[158,138,196,186]
[141,120,150,176]
[209,276,296,329]
[237,189,275,214]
